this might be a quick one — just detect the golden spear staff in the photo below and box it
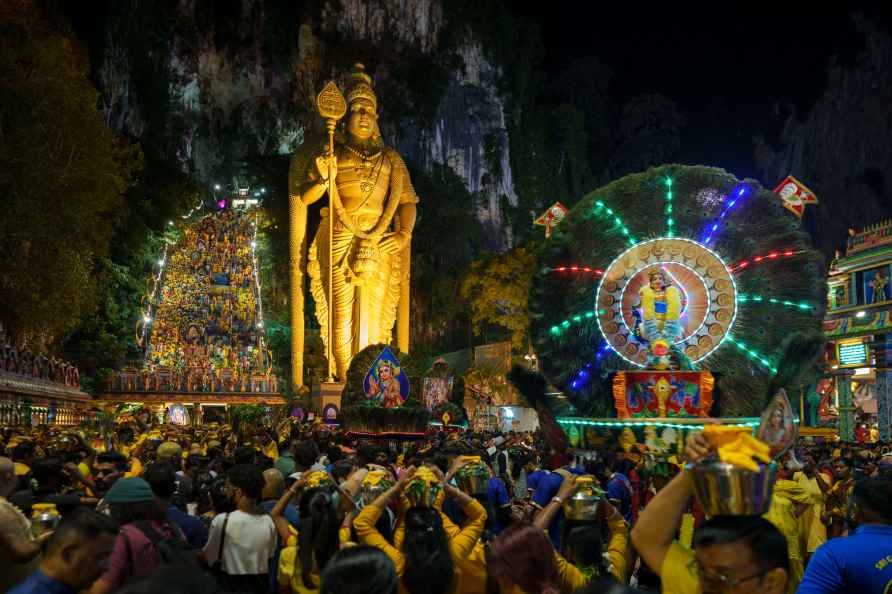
[316,81,346,381]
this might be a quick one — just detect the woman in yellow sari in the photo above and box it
[353,464,486,594]
[533,475,630,590]
[762,476,812,594]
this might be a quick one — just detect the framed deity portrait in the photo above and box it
[863,265,890,304]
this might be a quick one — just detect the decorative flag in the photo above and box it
[772,176,818,218]
[534,202,569,238]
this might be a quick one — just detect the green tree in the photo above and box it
[460,247,536,351]
[0,1,141,346]
[61,159,199,393]
[410,163,484,354]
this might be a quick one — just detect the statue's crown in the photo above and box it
[346,63,377,111]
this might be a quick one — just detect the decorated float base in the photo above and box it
[337,345,429,439]
[559,416,761,461]
[613,370,714,419]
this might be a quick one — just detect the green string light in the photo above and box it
[549,308,603,336]
[665,177,674,238]
[555,417,761,430]
[593,200,636,246]
[727,336,778,374]
[738,294,814,311]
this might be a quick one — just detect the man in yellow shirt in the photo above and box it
[631,431,789,594]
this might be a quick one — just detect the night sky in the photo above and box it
[515,2,892,179]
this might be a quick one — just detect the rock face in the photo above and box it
[95,0,518,247]
[756,16,892,257]
[389,42,519,247]
[322,0,443,53]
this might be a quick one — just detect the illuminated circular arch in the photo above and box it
[595,237,737,367]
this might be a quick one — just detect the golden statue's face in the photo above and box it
[347,99,377,141]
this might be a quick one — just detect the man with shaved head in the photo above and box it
[1,456,47,591]
[9,507,117,594]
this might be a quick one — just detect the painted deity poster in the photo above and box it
[363,347,410,408]
[423,376,453,410]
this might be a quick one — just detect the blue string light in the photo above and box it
[568,341,610,391]
[703,184,749,245]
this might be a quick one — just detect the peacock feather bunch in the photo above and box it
[529,165,827,416]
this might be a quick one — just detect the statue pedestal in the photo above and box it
[311,382,343,418]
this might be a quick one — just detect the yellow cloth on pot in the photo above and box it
[703,425,771,471]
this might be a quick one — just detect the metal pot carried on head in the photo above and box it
[361,470,394,505]
[31,503,60,537]
[562,475,604,521]
[403,467,443,508]
[454,456,490,496]
[687,460,777,517]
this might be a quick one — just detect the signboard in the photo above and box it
[837,339,868,368]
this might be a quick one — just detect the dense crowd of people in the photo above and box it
[108,210,277,395]
[0,420,890,594]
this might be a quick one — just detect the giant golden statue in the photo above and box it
[289,64,418,384]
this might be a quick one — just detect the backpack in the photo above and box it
[124,521,196,573]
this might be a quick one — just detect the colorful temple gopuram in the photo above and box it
[103,199,282,420]
[823,219,892,441]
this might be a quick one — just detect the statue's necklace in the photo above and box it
[345,143,384,197]
[344,143,382,165]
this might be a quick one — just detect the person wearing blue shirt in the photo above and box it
[487,475,511,535]
[606,470,633,524]
[143,462,209,549]
[797,476,892,594]
[10,508,117,594]
[532,466,587,548]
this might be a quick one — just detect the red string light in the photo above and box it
[731,250,803,273]
[549,266,604,276]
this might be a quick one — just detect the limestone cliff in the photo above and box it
[756,16,892,256]
[94,0,518,247]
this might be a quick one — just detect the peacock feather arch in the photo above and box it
[529,165,827,417]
